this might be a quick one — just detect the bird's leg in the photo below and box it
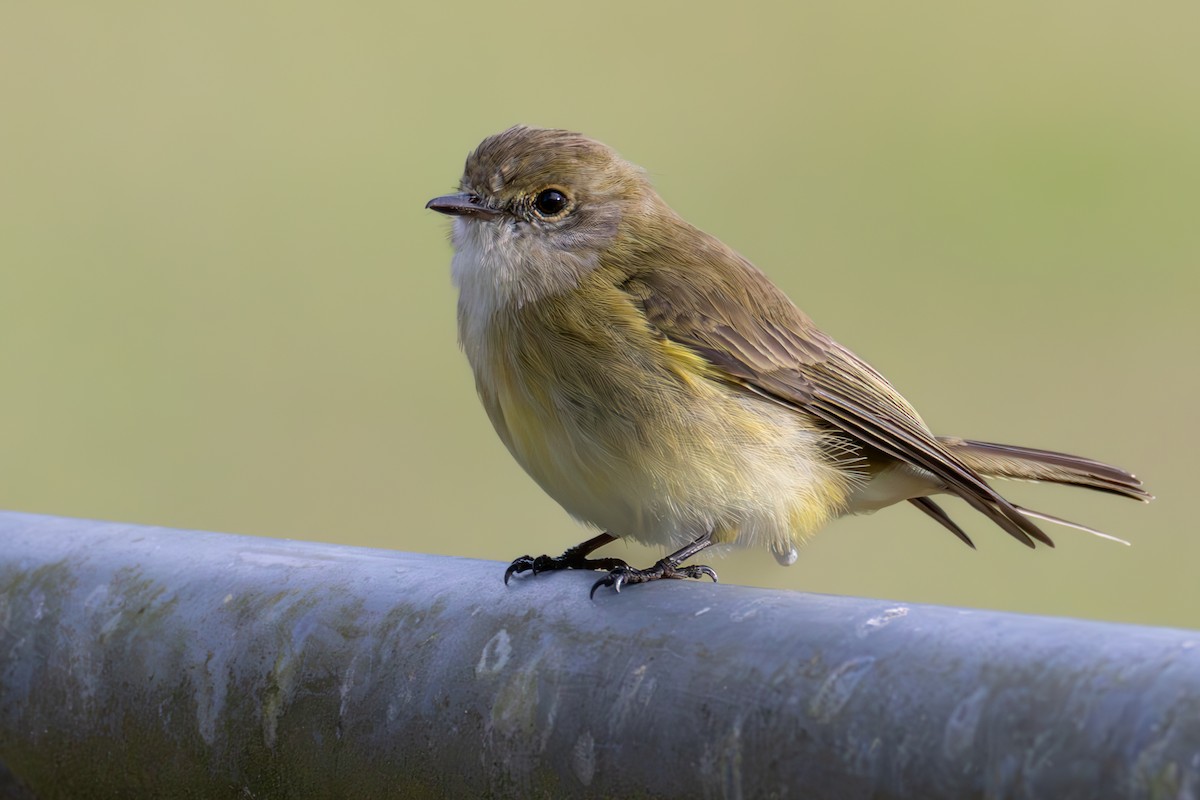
[504,532,626,585]
[590,531,718,598]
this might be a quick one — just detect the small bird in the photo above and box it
[427,126,1151,597]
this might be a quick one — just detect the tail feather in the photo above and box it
[939,438,1152,503]
[916,437,1151,547]
[1013,504,1131,546]
[909,497,976,549]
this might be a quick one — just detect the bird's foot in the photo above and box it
[504,551,629,585]
[590,559,718,598]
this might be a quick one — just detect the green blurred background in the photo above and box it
[2,3,1196,627]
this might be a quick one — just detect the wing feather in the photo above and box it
[620,253,1055,548]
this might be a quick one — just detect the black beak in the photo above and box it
[425,193,501,219]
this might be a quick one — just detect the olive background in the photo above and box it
[2,3,1197,627]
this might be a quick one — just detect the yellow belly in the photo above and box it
[463,288,856,553]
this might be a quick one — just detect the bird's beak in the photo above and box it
[425,193,502,220]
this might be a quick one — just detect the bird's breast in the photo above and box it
[456,279,855,549]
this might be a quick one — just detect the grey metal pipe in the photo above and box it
[0,511,1197,799]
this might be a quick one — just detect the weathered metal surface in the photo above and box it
[0,510,1197,799]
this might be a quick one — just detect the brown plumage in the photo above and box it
[428,125,1152,593]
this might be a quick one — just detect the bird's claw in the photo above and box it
[503,555,536,585]
[504,552,630,586]
[589,561,718,599]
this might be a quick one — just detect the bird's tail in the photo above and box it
[916,437,1153,547]
[939,437,1152,502]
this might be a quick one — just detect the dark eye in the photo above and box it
[533,188,569,217]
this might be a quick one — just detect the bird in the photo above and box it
[426,125,1151,596]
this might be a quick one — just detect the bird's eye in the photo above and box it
[533,188,569,217]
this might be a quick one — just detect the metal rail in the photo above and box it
[0,511,1196,799]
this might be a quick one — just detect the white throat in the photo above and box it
[450,217,593,322]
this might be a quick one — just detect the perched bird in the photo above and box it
[426,126,1151,596]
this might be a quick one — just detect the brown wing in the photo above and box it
[620,253,1054,548]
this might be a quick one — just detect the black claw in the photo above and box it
[503,555,536,585]
[589,560,718,598]
[589,564,630,599]
[590,572,616,600]
[508,531,718,596]
[504,542,629,587]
